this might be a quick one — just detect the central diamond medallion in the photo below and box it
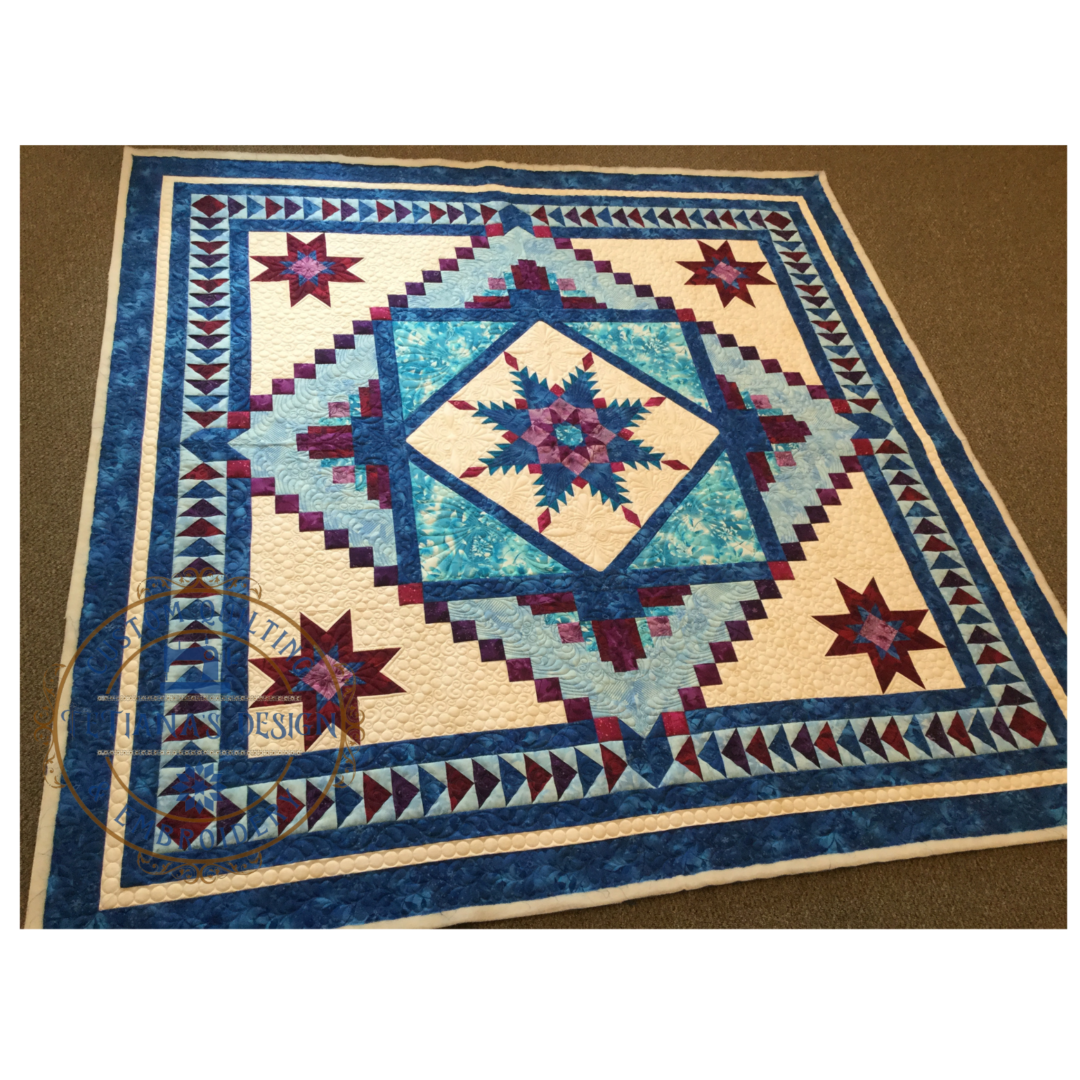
[408,321,718,571]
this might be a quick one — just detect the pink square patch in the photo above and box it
[332,465,356,484]
[647,616,672,637]
[775,451,796,467]
[557,278,576,290]
[558,622,585,643]
[751,395,772,409]
[488,277,505,289]
[328,401,350,418]
[860,612,899,651]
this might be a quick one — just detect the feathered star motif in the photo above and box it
[464,356,664,528]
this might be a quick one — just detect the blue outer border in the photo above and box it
[55,784,1065,928]
[40,154,1066,928]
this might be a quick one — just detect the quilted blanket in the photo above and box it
[27,150,1066,928]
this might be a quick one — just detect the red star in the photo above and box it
[677,240,774,307]
[813,579,945,692]
[248,612,402,749]
[251,233,362,306]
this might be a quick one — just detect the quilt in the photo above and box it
[26,150,1067,928]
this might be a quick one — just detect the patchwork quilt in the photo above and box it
[27,150,1066,928]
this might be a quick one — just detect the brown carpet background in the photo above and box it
[20,146,1066,928]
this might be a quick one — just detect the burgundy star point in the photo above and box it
[248,611,402,749]
[813,578,945,692]
[251,233,362,306]
[677,239,774,307]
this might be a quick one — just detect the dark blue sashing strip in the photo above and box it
[372,319,421,585]
[227,228,252,412]
[218,474,254,753]
[681,316,734,417]
[412,562,773,607]
[219,226,255,753]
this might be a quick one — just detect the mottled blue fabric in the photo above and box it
[393,321,507,417]
[410,462,563,580]
[631,452,763,569]
[577,321,709,406]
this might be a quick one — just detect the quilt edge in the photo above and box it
[814,171,1066,636]
[24,147,136,930]
[126,145,821,179]
[352,824,1067,929]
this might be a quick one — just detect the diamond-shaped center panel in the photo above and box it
[407,321,718,570]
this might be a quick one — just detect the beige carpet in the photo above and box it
[20,146,1065,928]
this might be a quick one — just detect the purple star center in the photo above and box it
[285,253,333,284]
[707,259,744,285]
[852,606,908,657]
[301,656,355,699]
[520,400,617,476]
[859,612,899,651]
